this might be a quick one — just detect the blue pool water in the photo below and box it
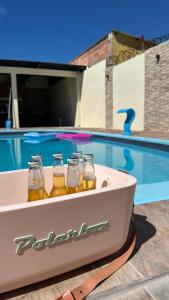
[1,132,169,204]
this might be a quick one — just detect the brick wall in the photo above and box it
[70,37,109,67]
[145,41,169,133]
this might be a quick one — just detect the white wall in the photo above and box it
[113,54,145,131]
[80,60,106,128]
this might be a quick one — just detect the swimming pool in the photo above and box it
[1,131,169,204]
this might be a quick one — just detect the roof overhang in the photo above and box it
[0,59,86,72]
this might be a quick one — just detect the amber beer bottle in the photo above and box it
[73,151,84,191]
[83,154,96,191]
[32,154,48,199]
[67,158,81,194]
[49,153,67,197]
[27,160,43,202]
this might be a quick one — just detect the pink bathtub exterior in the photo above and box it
[0,164,136,293]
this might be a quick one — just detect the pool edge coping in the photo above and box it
[1,128,169,147]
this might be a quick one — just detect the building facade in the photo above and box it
[1,30,169,133]
[71,30,169,134]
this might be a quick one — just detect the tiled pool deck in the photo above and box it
[1,128,169,300]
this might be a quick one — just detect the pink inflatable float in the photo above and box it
[56,133,92,140]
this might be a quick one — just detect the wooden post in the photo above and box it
[11,73,20,128]
[75,73,82,127]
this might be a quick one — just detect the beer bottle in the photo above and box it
[73,151,84,191]
[49,153,67,197]
[32,154,48,199]
[67,158,81,194]
[83,154,96,191]
[27,160,43,202]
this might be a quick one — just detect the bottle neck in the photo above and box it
[83,160,95,180]
[32,156,45,187]
[67,164,80,187]
[28,167,43,190]
[39,159,44,175]
[78,158,84,175]
[73,152,84,175]
[53,159,65,187]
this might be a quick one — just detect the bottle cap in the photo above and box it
[53,153,63,160]
[28,160,40,168]
[32,154,42,162]
[73,151,83,159]
[67,157,78,165]
[83,153,94,161]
